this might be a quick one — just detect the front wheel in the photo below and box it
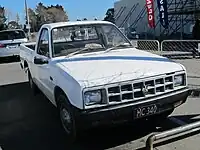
[56,93,78,143]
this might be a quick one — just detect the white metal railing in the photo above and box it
[131,40,160,52]
[160,40,200,58]
[145,121,200,150]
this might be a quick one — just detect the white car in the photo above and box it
[0,29,28,58]
[20,21,189,140]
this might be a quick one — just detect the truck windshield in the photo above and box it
[51,24,132,57]
[0,30,26,41]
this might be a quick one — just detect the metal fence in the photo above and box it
[131,40,200,58]
[161,40,200,59]
[131,40,160,52]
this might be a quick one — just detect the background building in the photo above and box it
[114,0,200,40]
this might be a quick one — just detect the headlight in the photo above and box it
[84,90,102,106]
[174,74,184,86]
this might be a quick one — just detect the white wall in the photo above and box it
[114,0,194,37]
[114,0,143,28]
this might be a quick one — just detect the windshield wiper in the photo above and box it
[66,47,93,58]
[105,43,132,53]
[66,43,131,58]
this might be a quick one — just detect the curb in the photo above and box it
[189,89,200,97]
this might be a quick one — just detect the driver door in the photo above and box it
[35,28,52,99]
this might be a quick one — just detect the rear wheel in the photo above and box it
[56,92,78,143]
[28,70,39,95]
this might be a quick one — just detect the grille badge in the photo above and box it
[142,85,148,95]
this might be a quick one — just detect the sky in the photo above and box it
[1,0,117,23]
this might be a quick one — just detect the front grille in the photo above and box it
[107,74,179,103]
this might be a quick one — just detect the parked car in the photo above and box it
[0,29,28,58]
[19,21,189,140]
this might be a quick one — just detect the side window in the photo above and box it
[37,29,50,57]
[102,25,126,46]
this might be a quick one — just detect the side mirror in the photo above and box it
[34,57,48,65]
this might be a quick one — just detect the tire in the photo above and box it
[56,93,78,143]
[28,70,39,95]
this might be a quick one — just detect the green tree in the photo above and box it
[8,21,20,29]
[0,6,7,30]
[35,3,68,28]
[103,8,115,24]
[26,3,68,32]
[28,8,38,32]
[35,2,47,28]
[46,5,68,23]
[192,19,200,40]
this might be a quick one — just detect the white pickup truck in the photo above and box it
[20,21,189,140]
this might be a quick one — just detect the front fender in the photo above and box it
[52,66,84,109]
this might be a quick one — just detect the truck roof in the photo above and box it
[42,20,113,30]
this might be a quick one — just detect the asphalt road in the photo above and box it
[0,59,200,150]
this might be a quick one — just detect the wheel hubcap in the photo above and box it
[61,108,71,123]
[60,106,72,134]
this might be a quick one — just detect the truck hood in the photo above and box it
[54,48,184,87]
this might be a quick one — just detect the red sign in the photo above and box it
[146,0,155,28]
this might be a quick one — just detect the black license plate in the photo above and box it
[134,104,158,119]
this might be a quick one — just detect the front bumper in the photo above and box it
[74,88,189,129]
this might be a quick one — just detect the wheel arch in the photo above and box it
[52,69,84,109]
[54,86,71,105]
